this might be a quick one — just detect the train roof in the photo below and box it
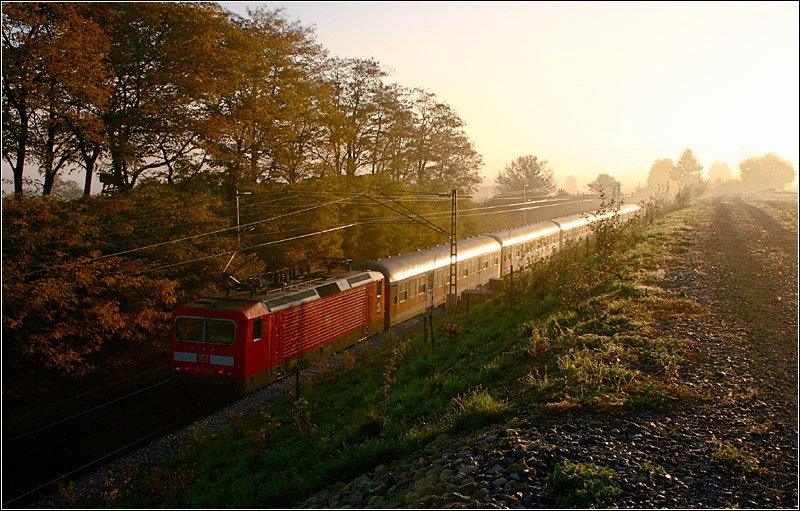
[595,203,641,219]
[485,220,561,247]
[180,270,383,315]
[362,235,501,282]
[260,270,382,312]
[484,203,641,247]
[551,203,640,229]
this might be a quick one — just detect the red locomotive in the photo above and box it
[170,270,385,394]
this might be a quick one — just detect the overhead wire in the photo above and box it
[1,190,512,255]
[114,195,589,276]
[15,194,364,278]
[10,187,601,281]
[114,222,361,277]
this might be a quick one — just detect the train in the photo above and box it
[170,203,641,394]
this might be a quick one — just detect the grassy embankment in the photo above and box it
[71,197,706,508]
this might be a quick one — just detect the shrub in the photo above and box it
[712,442,761,473]
[539,461,622,508]
[353,409,386,440]
[448,386,510,433]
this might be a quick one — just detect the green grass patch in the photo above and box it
[711,441,763,474]
[539,461,622,508]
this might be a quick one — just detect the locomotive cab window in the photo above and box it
[175,317,236,345]
[205,319,236,344]
[175,317,204,343]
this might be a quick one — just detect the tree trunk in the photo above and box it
[82,147,100,195]
[41,114,58,196]
[12,107,29,200]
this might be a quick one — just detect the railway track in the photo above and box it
[1,379,235,507]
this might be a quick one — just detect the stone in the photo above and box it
[459,464,478,475]
[439,468,454,482]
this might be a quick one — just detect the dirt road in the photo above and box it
[657,192,797,506]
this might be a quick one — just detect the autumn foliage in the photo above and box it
[1,185,259,381]
[1,178,472,388]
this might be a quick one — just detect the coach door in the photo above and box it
[426,272,435,311]
[387,284,398,329]
[250,316,270,375]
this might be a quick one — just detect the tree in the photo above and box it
[317,58,387,178]
[2,3,109,199]
[366,83,416,181]
[205,7,325,194]
[671,149,703,189]
[587,173,622,197]
[495,154,556,196]
[2,195,177,377]
[646,158,673,190]
[51,175,83,200]
[1,184,263,379]
[707,161,733,184]
[739,153,796,190]
[406,89,481,193]
[564,175,578,194]
[2,2,43,199]
[84,3,236,190]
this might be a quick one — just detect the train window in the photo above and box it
[175,317,204,343]
[398,282,409,302]
[253,318,263,342]
[205,319,236,344]
[316,282,341,298]
[346,273,372,286]
[391,285,398,305]
[419,278,426,295]
[376,282,382,297]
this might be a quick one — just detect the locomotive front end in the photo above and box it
[170,297,267,389]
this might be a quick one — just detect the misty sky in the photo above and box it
[222,0,799,192]
[3,1,797,194]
